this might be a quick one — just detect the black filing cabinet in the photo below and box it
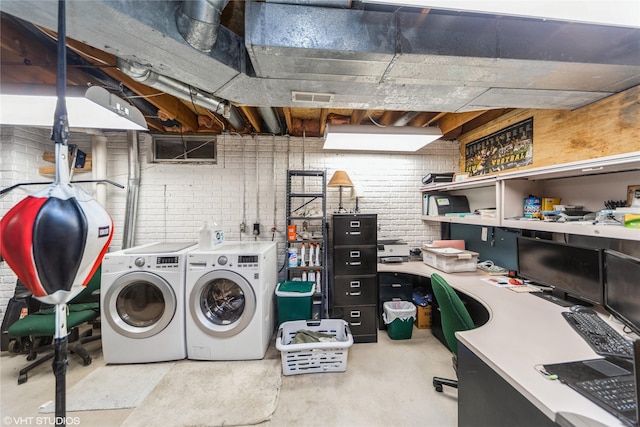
[332,213,377,343]
[378,272,414,330]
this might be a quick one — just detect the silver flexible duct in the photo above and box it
[116,57,245,131]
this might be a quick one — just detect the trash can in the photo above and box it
[383,301,416,340]
[275,281,315,325]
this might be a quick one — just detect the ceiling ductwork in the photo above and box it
[116,57,246,131]
[176,0,229,53]
[257,106,282,135]
[1,0,639,133]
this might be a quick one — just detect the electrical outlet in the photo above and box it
[253,223,260,236]
[240,223,246,233]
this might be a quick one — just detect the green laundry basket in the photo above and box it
[383,301,416,340]
[276,281,315,325]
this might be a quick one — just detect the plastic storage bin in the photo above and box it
[383,301,416,340]
[421,247,479,273]
[275,281,315,325]
[276,319,354,375]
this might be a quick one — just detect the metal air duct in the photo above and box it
[176,0,229,53]
[122,130,140,249]
[116,57,246,131]
[258,106,282,134]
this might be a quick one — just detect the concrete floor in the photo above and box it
[1,327,457,427]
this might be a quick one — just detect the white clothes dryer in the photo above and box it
[100,242,195,364]
[185,241,277,360]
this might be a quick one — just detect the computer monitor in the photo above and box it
[604,250,640,335]
[516,236,603,305]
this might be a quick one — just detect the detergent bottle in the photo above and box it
[199,221,213,250]
[212,219,224,245]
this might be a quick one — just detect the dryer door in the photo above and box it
[103,271,176,339]
[189,269,256,338]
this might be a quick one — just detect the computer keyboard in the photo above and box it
[562,311,634,359]
[575,376,636,413]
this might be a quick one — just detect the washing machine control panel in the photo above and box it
[217,256,228,266]
[126,255,182,269]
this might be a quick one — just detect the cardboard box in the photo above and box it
[415,305,432,329]
[541,197,561,211]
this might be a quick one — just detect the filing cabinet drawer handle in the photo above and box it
[349,291,362,296]
[350,221,360,228]
[391,283,402,288]
[350,281,361,288]
[350,322,362,327]
[349,251,361,258]
[346,231,361,236]
[347,261,362,266]
[350,310,361,318]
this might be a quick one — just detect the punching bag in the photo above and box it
[0,178,113,304]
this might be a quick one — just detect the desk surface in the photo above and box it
[378,261,639,427]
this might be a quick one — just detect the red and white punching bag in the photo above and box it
[1,166,112,304]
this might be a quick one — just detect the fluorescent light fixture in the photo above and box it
[364,0,640,28]
[0,84,148,130]
[323,124,442,152]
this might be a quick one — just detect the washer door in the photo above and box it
[104,271,176,339]
[189,269,256,338]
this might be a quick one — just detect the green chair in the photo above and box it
[7,266,102,384]
[430,273,476,392]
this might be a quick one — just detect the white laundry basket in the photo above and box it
[276,319,354,376]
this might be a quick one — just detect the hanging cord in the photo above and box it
[52,3,69,424]
[367,111,386,128]
[241,134,246,230]
[272,134,277,241]
[51,0,68,149]
[51,0,70,188]
[255,135,259,240]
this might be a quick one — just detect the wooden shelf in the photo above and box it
[421,152,640,241]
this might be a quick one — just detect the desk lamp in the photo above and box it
[328,170,354,213]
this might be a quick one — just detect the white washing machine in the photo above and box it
[100,242,196,364]
[185,241,277,360]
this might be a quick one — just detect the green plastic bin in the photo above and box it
[383,301,416,340]
[276,281,315,325]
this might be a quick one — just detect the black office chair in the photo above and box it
[7,266,102,384]
[431,273,476,392]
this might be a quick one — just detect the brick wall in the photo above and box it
[0,128,460,322]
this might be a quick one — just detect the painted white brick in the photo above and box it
[1,129,459,322]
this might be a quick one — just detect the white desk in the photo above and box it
[378,261,638,427]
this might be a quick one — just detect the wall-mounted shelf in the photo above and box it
[421,152,640,241]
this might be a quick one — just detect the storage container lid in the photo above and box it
[276,281,315,296]
[421,246,479,259]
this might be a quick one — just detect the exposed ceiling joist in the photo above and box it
[1,1,638,147]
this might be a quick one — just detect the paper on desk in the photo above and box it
[482,277,511,287]
[482,278,539,292]
[507,285,539,293]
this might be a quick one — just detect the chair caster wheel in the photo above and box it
[18,374,28,385]
[7,340,21,353]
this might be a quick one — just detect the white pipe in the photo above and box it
[92,133,108,207]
